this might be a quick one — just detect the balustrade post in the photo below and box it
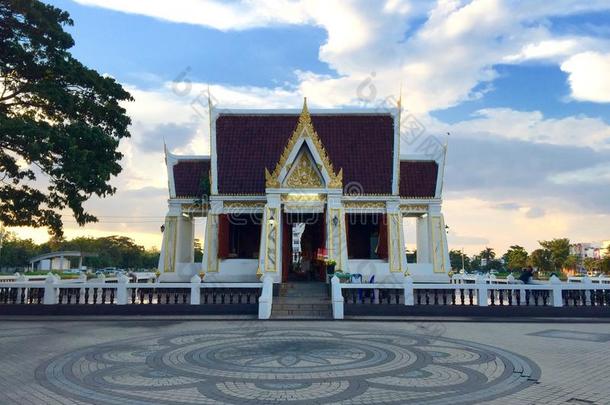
[43,274,58,305]
[190,275,201,305]
[550,275,563,307]
[116,274,129,305]
[258,275,273,320]
[331,276,344,319]
[583,276,593,306]
[78,273,87,304]
[476,275,488,307]
[506,274,516,304]
[16,273,27,303]
[403,276,414,306]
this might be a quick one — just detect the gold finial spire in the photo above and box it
[299,96,311,126]
[398,81,403,109]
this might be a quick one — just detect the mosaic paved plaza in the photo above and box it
[1,320,609,404]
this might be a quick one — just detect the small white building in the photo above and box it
[38,258,71,271]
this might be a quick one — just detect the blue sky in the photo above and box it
[18,0,610,254]
[50,0,335,88]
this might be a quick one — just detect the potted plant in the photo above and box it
[325,259,336,274]
[335,269,351,283]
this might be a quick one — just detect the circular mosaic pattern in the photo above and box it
[36,327,539,404]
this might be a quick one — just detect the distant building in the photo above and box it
[570,242,604,260]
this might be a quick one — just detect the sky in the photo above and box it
[10,0,610,255]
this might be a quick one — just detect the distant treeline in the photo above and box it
[0,234,162,270]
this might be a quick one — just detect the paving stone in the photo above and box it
[0,320,609,404]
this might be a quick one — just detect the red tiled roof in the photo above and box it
[172,159,210,197]
[216,114,395,194]
[399,161,438,198]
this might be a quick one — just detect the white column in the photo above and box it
[331,276,344,319]
[43,274,58,305]
[428,203,450,274]
[116,274,129,305]
[202,205,220,273]
[158,203,181,274]
[258,274,273,319]
[550,275,563,307]
[416,215,430,263]
[403,275,414,305]
[176,215,195,263]
[190,275,201,305]
[327,194,348,273]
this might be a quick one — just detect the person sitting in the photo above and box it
[518,266,534,284]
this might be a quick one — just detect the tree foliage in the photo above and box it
[539,238,570,272]
[0,234,159,270]
[528,248,552,272]
[449,249,470,271]
[503,245,528,271]
[0,1,133,237]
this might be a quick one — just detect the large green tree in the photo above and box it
[449,249,470,271]
[539,238,570,272]
[0,1,133,237]
[503,245,528,271]
[528,248,552,272]
[0,229,39,268]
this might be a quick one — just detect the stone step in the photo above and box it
[271,310,332,318]
[273,303,331,311]
[275,297,330,304]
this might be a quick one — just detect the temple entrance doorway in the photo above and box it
[282,212,325,282]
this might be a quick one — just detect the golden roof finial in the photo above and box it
[299,96,311,126]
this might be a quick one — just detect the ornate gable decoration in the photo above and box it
[265,98,343,189]
[285,150,324,188]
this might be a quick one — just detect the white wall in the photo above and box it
[204,259,260,282]
[347,260,403,283]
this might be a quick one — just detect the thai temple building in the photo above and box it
[158,99,449,284]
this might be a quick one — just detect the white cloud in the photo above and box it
[504,39,582,62]
[549,162,610,185]
[71,1,610,112]
[73,0,310,30]
[561,51,610,103]
[448,108,610,148]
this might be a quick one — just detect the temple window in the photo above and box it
[346,213,388,260]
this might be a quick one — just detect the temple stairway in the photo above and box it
[271,282,332,319]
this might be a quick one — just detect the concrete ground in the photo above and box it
[0,319,609,404]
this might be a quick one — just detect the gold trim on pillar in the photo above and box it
[265,98,343,189]
[388,213,405,273]
[264,207,279,273]
[162,217,178,273]
[430,216,446,273]
[206,214,219,272]
[328,208,343,271]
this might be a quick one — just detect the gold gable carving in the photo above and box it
[265,98,343,189]
[285,152,324,188]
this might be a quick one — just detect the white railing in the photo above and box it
[0,274,272,319]
[332,275,610,319]
[568,275,610,284]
